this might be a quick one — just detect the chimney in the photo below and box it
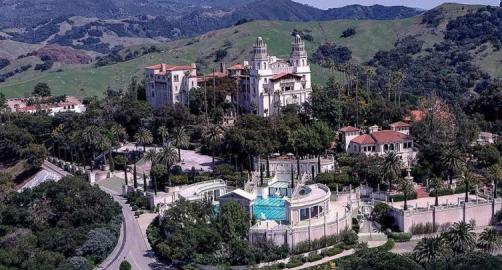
[220,62,226,74]
[243,61,249,67]
[369,125,379,134]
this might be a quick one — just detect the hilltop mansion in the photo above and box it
[144,35,312,116]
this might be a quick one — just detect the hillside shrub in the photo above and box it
[341,27,356,38]
[214,49,227,62]
[387,232,412,242]
[409,222,437,235]
[376,239,395,252]
[321,247,343,257]
[286,256,305,268]
[307,251,323,262]
[341,230,358,248]
[311,43,352,66]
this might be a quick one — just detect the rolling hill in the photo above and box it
[1,3,500,99]
[0,0,420,55]
[0,18,415,97]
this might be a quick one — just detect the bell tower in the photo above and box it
[289,34,308,68]
[251,37,270,72]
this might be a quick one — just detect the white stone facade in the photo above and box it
[340,123,417,167]
[234,35,312,117]
[7,96,86,116]
[144,63,198,108]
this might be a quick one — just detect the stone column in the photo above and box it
[462,202,466,223]
[432,207,436,232]
[336,212,339,234]
[323,215,327,244]
[308,218,312,248]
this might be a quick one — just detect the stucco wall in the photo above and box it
[391,200,502,232]
[250,210,352,248]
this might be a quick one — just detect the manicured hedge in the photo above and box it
[387,232,412,242]
[390,191,417,202]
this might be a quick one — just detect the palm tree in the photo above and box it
[134,128,153,152]
[123,160,129,186]
[144,149,159,194]
[203,124,222,168]
[365,67,376,93]
[158,126,169,146]
[133,162,138,188]
[443,221,476,254]
[158,146,178,187]
[110,124,127,145]
[81,126,109,169]
[441,148,465,186]
[478,227,502,254]
[170,126,189,162]
[382,152,402,192]
[391,71,404,107]
[461,169,475,203]
[51,124,66,159]
[109,124,127,171]
[413,236,448,265]
[143,172,148,193]
[430,177,443,206]
[398,177,414,210]
[487,164,502,199]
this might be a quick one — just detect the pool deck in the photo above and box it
[252,195,354,230]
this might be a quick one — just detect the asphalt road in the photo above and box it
[98,186,170,270]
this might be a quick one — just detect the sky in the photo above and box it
[294,0,500,9]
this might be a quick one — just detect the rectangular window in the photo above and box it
[174,75,179,82]
[311,206,319,218]
[300,208,310,221]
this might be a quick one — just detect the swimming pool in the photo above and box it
[253,196,286,221]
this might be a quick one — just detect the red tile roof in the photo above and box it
[351,134,376,145]
[145,63,195,74]
[339,126,360,132]
[390,121,410,128]
[351,130,410,145]
[228,63,245,70]
[271,73,302,81]
[371,130,410,144]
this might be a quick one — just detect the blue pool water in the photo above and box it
[253,196,286,221]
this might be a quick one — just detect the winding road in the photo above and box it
[97,186,169,270]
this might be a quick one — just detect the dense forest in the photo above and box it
[0,176,121,270]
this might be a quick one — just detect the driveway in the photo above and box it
[97,186,170,270]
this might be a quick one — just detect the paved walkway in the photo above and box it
[287,241,387,270]
[19,160,71,191]
[390,239,420,254]
[117,144,217,172]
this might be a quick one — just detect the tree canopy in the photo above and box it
[0,176,121,269]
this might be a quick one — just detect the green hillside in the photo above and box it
[0,19,415,98]
[0,3,497,98]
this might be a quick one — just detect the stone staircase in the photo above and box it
[415,185,429,199]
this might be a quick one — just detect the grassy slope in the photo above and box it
[0,19,414,98]
[0,3,499,98]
